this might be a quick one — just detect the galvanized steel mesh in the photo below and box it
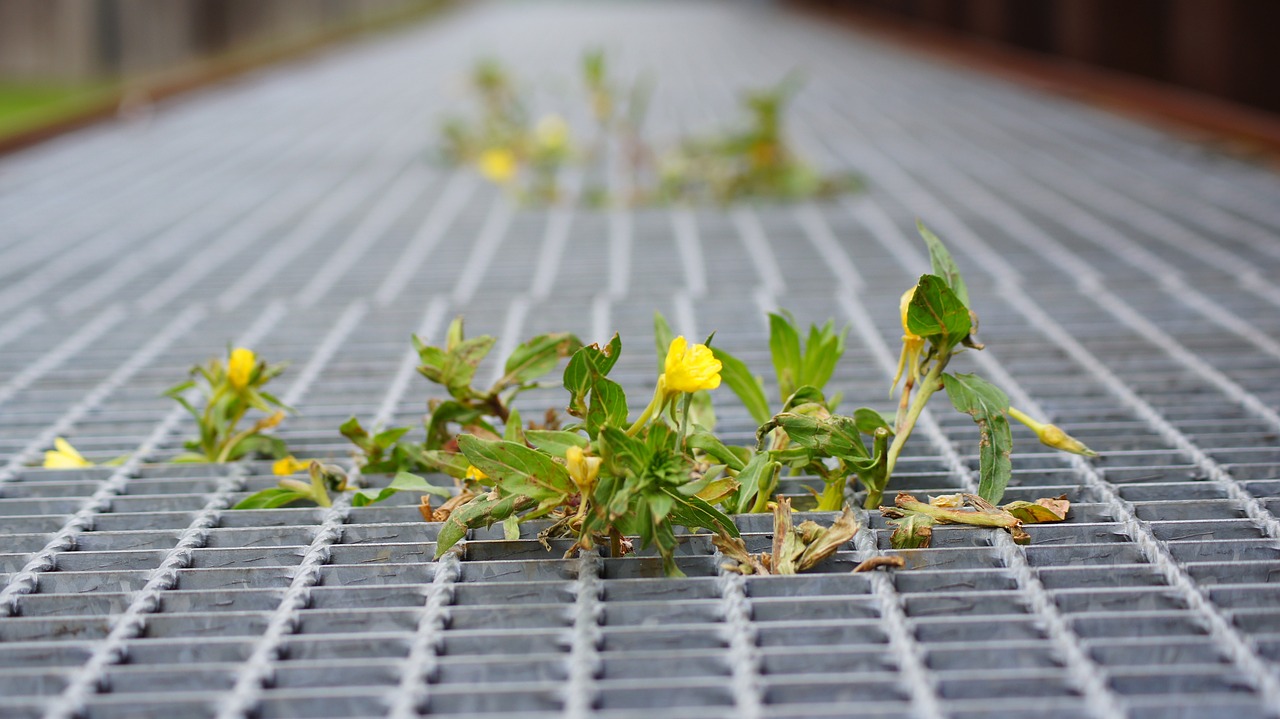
[2,3,1280,718]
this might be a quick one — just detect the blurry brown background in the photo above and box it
[807,0,1280,115]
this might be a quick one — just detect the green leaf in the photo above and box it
[414,344,448,384]
[768,312,803,401]
[424,401,495,451]
[889,512,935,549]
[503,408,525,444]
[587,377,628,434]
[339,416,371,450]
[563,335,622,419]
[852,408,893,436]
[597,426,649,478]
[917,221,969,306]
[665,487,739,537]
[944,373,1013,504]
[907,274,971,351]
[782,386,826,413]
[373,427,411,450]
[233,488,308,510]
[434,493,534,557]
[799,320,846,392]
[712,347,770,425]
[457,435,573,501]
[524,430,588,456]
[769,413,868,464]
[499,333,582,387]
[686,431,747,472]
[352,472,452,507]
[443,335,496,400]
[733,452,781,514]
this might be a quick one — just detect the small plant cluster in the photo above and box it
[437,52,859,207]
[43,226,1094,575]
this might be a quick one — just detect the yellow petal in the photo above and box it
[44,438,92,469]
[899,286,920,340]
[478,148,517,184]
[465,464,489,482]
[272,456,309,476]
[663,336,722,394]
[228,347,256,390]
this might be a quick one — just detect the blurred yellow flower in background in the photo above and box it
[228,347,256,390]
[478,148,517,184]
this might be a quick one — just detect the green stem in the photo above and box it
[885,357,949,479]
[817,476,846,512]
[677,392,692,449]
[626,378,667,436]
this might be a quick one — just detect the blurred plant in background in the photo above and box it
[435,53,859,207]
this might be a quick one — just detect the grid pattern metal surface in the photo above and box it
[2,3,1280,718]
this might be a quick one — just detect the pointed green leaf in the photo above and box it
[457,435,573,501]
[768,312,803,401]
[711,346,770,426]
[907,274,970,351]
[943,373,1013,504]
[917,221,969,306]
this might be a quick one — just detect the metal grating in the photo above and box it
[2,2,1280,718]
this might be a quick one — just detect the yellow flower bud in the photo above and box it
[478,148,517,184]
[43,438,93,469]
[228,348,256,390]
[662,336,722,394]
[565,445,601,495]
[1007,407,1098,457]
[464,465,489,482]
[273,456,310,476]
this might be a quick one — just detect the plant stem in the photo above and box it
[817,477,846,512]
[885,357,948,479]
[895,494,1019,529]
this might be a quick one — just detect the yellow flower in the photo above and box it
[228,347,256,390]
[260,411,286,430]
[478,148,517,184]
[273,456,310,476]
[891,285,925,395]
[1007,407,1098,457]
[464,464,489,482]
[663,336,722,394]
[44,438,93,469]
[565,445,601,495]
[535,115,569,152]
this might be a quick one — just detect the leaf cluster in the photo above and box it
[163,349,290,463]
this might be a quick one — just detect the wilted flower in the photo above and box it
[44,438,93,469]
[891,285,925,395]
[565,445,601,495]
[272,456,309,476]
[1007,407,1098,457]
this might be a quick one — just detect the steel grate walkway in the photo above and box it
[2,2,1280,718]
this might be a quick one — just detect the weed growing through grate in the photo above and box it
[436,53,859,206]
[163,347,292,464]
[218,226,1094,566]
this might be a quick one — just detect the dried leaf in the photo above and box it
[852,555,906,573]
[795,506,858,571]
[1003,498,1069,524]
[889,513,935,549]
[929,493,964,508]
